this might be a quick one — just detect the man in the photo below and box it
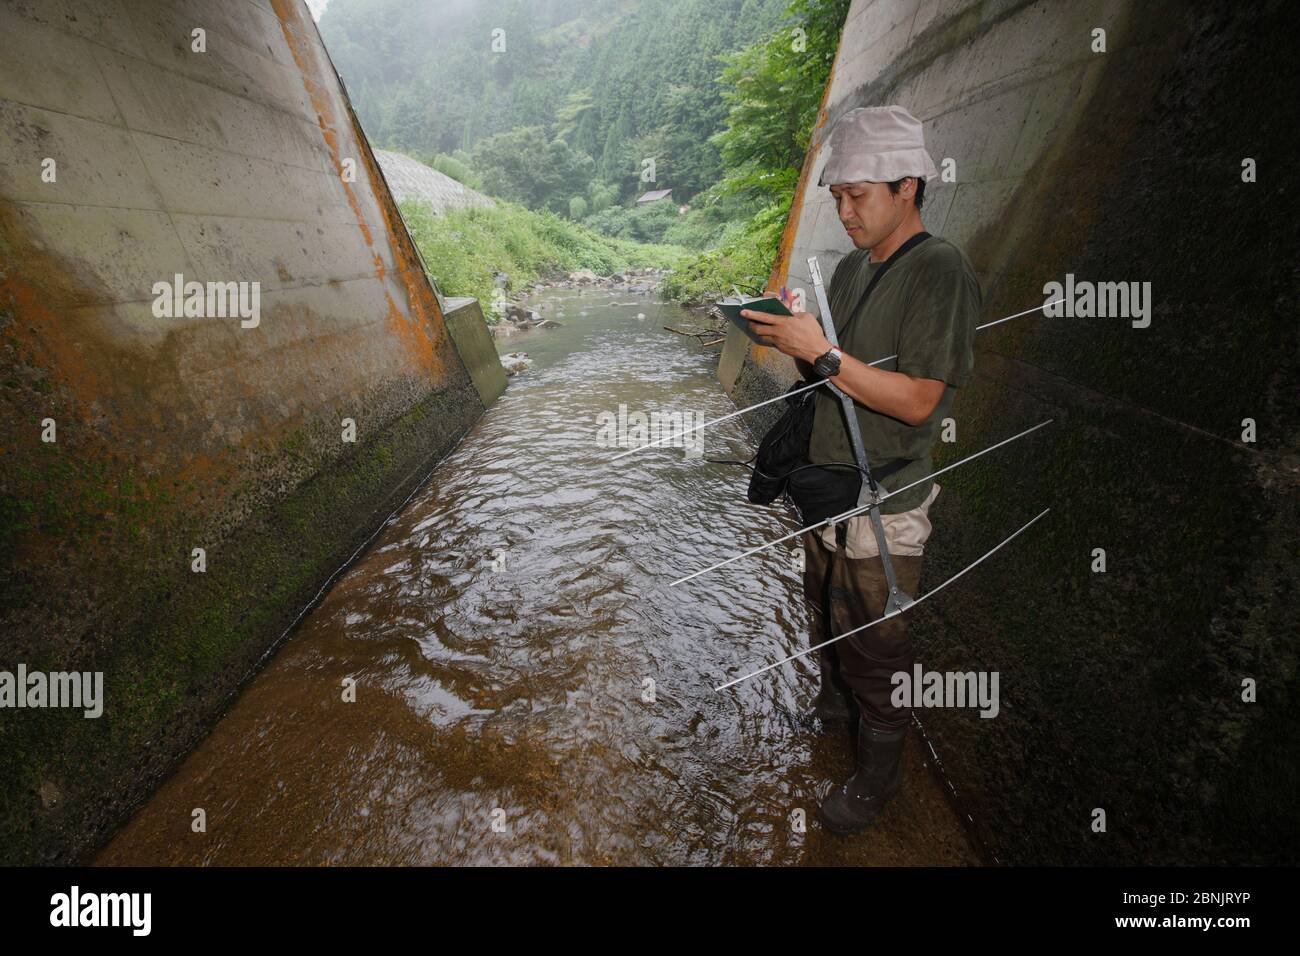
[741,105,980,835]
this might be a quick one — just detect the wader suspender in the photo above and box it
[807,232,930,617]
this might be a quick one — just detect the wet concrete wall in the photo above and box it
[0,0,503,862]
[721,0,1298,863]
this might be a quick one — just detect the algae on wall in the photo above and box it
[0,0,499,863]
[724,0,1299,864]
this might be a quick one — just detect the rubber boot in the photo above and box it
[819,716,906,835]
[802,648,852,725]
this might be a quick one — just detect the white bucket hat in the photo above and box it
[817,105,939,186]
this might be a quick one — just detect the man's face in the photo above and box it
[829,179,911,250]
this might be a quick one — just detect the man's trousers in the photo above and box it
[800,484,938,731]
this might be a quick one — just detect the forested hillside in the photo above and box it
[320,0,849,296]
[321,0,789,204]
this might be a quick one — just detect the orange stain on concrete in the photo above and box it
[271,0,451,381]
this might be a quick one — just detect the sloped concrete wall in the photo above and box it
[722,0,1298,863]
[444,296,508,405]
[0,0,502,862]
[374,149,496,214]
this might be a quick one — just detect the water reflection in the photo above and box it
[98,288,976,866]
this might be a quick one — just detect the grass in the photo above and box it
[400,199,693,318]
[659,201,788,305]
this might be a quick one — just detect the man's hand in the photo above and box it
[740,288,947,426]
[741,306,831,364]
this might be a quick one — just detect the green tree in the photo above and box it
[471,127,596,215]
[709,0,851,206]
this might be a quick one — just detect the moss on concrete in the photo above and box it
[0,377,485,864]
[920,0,1300,864]
[724,0,1298,863]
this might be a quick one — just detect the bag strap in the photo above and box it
[834,230,931,338]
[824,231,931,492]
[871,455,912,483]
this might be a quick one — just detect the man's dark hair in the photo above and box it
[887,176,926,211]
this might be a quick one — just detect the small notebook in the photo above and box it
[713,294,793,343]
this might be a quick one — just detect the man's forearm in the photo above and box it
[739,305,945,420]
[826,353,944,427]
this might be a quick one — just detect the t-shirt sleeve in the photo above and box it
[895,262,980,388]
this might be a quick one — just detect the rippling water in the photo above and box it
[98,287,976,866]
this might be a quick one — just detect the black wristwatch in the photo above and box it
[813,346,843,378]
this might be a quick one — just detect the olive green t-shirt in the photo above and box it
[808,235,981,513]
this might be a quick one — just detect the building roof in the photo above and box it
[374,149,495,215]
[636,188,674,203]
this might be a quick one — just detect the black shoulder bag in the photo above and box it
[746,232,931,525]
